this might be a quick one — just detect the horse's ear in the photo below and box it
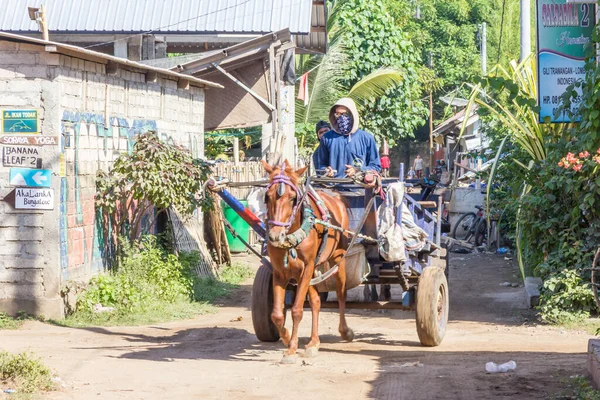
[283,159,291,170]
[295,165,308,177]
[261,159,273,174]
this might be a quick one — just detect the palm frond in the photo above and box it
[294,39,347,125]
[348,68,405,104]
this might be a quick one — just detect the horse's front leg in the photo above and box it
[281,262,313,364]
[305,285,321,358]
[271,275,291,347]
[332,252,354,342]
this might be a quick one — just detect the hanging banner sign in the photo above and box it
[2,110,38,134]
[536,0,595,122]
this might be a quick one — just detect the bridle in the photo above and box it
[266,162,307,232]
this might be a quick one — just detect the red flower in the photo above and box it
[573,164,583,172]
[579,151,590,158]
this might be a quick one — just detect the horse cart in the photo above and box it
[208,164,449,348]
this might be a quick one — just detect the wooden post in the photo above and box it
[475,157,482,190]
[233,138,240,165]
[40,5,49,41]
[429,90,434,171]
[267,44,278,159]
[436,195,442,247]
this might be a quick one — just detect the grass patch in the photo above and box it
[0,312,43,330]
[554,318,600,335]
[554,375,600,400]
[193,262,255,303]
[51,240,256,328]
[0,350,53,395]
[0,313,23,330]
[52,299,215,328]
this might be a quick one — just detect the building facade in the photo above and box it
[0,33,219,318]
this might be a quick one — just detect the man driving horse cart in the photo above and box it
[207,99,449,365]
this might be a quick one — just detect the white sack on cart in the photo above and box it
[247,187,267,221]
[377,182,428,262]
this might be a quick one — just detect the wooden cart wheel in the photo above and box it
[251,261,282,342]
[415,267,449,347]
[591,247,600,310]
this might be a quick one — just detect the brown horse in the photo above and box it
[261,160,354,364]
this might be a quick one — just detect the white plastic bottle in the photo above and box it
[486,361,516,373]
[498,361,517,372]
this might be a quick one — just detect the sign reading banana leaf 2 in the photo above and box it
[536,0,595,123]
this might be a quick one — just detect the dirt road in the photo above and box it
[0,253,591,399]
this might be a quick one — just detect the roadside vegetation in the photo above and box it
[0,350,54,396]
[463,36,600,324]
[0,312,44,330]
[0,313,24,330]
[55,237,253,328]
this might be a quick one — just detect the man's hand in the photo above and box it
[325,166,335,177]
[345,164,358,177]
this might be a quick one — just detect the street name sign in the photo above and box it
[9,168,51,188]
[2,110,38,134]
[2,146,42,168]
[14,188,54,210]
[536,0,596,122]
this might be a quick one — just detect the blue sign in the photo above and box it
[2,110,38,134]
[9,168,52,188]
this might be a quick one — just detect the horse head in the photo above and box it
[261,159,308,245]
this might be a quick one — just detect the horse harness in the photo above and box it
[266,163,378,287]
[266,164,332,271]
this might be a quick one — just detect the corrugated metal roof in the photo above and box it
[0,0,314,34]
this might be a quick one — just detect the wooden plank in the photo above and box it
[417,201,437,208]
[441,236,476,250]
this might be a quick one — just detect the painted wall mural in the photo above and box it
[59,111,160,281]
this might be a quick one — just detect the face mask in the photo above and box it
[336,114,353,135]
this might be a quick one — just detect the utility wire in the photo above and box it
[85,0,252,49]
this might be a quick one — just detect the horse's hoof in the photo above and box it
[281,354,298,364]
[342,328,355,342]
[305,346,319,358]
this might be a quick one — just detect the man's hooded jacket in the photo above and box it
[315,98,382,178]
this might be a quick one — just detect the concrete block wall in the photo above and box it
[0,39,206,318]
[0,41,63,317]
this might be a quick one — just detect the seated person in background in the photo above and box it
[316,98,381,178]
[407,168,416,180]
[312,120,331,170]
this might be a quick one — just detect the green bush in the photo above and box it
[76,236,194,313]
[0,351,53,394]
[539,269,595,324]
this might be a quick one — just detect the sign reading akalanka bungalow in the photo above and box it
[537,0,595,123]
